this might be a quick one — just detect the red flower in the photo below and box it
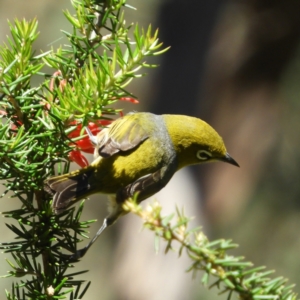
[119,97,139,104]
[67,120,112,167]
[48,70,139,167]
[68,150,89,168]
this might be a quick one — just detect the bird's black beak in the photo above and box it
[221,152,240,167]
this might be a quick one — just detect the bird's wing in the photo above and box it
[116,164,175,204]
[96,114,150,157]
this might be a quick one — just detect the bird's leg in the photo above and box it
[63,197,124,262]
[65,218,108,261]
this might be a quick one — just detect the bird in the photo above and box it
[44,112,239,259]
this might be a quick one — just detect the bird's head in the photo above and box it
[162,115,239,169]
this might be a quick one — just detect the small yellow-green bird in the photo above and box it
[45,112,239,259]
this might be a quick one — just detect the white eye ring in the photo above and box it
[196,150,212,161]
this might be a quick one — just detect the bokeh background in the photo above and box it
[1,0,300,299]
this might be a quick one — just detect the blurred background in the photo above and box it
[1,0,300,299]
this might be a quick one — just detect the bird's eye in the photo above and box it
[196,150,212,161]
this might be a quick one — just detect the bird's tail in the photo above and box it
[44,167,95,214]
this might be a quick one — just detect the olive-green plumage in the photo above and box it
[45,112,238,259]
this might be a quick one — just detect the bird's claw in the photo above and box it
[60,247,88,263]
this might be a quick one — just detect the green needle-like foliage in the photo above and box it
[124,200,298,300]
[0,0,167,298]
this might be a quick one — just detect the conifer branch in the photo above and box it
[123,199,298,300]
